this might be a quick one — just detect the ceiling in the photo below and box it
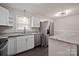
[0,3,79,19]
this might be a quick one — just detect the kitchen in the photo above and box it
[0,3,79,56]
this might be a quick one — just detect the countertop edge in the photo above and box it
[0,33,40,38]
[49,37,79,45]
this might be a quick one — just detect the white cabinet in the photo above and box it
[16,36,26,53]
[8,11,15,26]
[8,35,34,55]
[25,35,34,50]
[16,35,34,53]
[8,37,17,55]
[48,39,77,56]
[31,17,40,27]
[0,6,9,26]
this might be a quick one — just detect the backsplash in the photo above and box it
[29,27,40,33]
[0,26,16,34]
[0,26,40,35]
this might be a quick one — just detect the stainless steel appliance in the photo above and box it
[40,21,54,47]
[0,38,8,56]
[40,21,49,47]
[34,34,41,47]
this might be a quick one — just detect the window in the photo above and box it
[16,16,30,31]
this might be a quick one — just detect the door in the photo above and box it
[48,39,71,56]
[8,37,17,55]
[25,35,34,50]
[16,36,26,53]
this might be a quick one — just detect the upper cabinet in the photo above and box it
[8,10,15,26]
[0,6,15,26]
[0,6,9,26]
[30,16,40,27]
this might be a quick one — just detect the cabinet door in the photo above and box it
[0,6,9,26]
[31,17,40,27]
[48,39,77,56]
[34,34,41,47]
[8,10,15,26]
[49,39,71,56]
[8,37,17,55]
[25,35,34,50]
[16,36,26,53]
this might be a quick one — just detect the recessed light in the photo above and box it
[54,12,62,17]
[65,9,71,15]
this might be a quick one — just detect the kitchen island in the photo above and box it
[48,34,79,56]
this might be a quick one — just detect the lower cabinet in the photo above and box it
[8,37,17,55]
[16,35,34,53]
[48,39,77,56]
[16,36,27,53]
[8,35,34,55]
[25,35,34,50]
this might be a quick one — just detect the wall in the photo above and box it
[54,14,79,34]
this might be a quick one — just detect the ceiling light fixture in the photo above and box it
[65,9,71,15]
[54,12,62,17]
[54,9,71,17]
[23,9,26,20]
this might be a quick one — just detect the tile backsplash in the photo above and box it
[0,26,40,35]
[0,26,16,34]
[28,27,40,33]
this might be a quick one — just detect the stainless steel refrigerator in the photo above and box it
[40,21,54,47]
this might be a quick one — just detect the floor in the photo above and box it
[16,46,48,56]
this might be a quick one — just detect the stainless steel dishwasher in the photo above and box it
[0,38,8,56]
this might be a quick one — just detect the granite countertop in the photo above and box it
[0,32,40,39]
[48,34,79,45]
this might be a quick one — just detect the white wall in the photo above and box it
[54,14,79,34]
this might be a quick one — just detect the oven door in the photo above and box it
[0,38,8,56]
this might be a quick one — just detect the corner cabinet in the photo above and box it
[30,17,40,27]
